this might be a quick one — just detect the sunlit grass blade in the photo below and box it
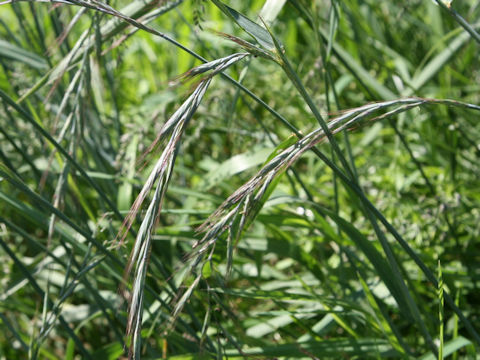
[408,28,477,94]
[0,38,47,69]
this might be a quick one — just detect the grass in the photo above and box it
[0,0,480,359]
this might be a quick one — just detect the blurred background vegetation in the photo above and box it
[0,0,479,358]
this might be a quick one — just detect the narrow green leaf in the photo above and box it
[420,336,472,360]
[317,28,396,100]
[201,147,274,190]
[259,0,287,25]
[91,342,124,360]
[0,39,48,69]
[409,29,473,93]
[223,338,395,357]
[211,0,275,50]
[117,134,139,211]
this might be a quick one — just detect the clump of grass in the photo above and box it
[1,0,479,359]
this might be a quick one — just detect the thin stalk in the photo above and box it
[271,32,438,352]
[278,52,355,180]
[0,89,124,222]
[434,0,480,44]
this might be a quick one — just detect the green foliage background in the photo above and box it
[0,0,479,358]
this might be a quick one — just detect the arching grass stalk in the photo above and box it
[263,19,479,352]
[432,0,480,45]
[188,97,480,352]
[118,53,248,359]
